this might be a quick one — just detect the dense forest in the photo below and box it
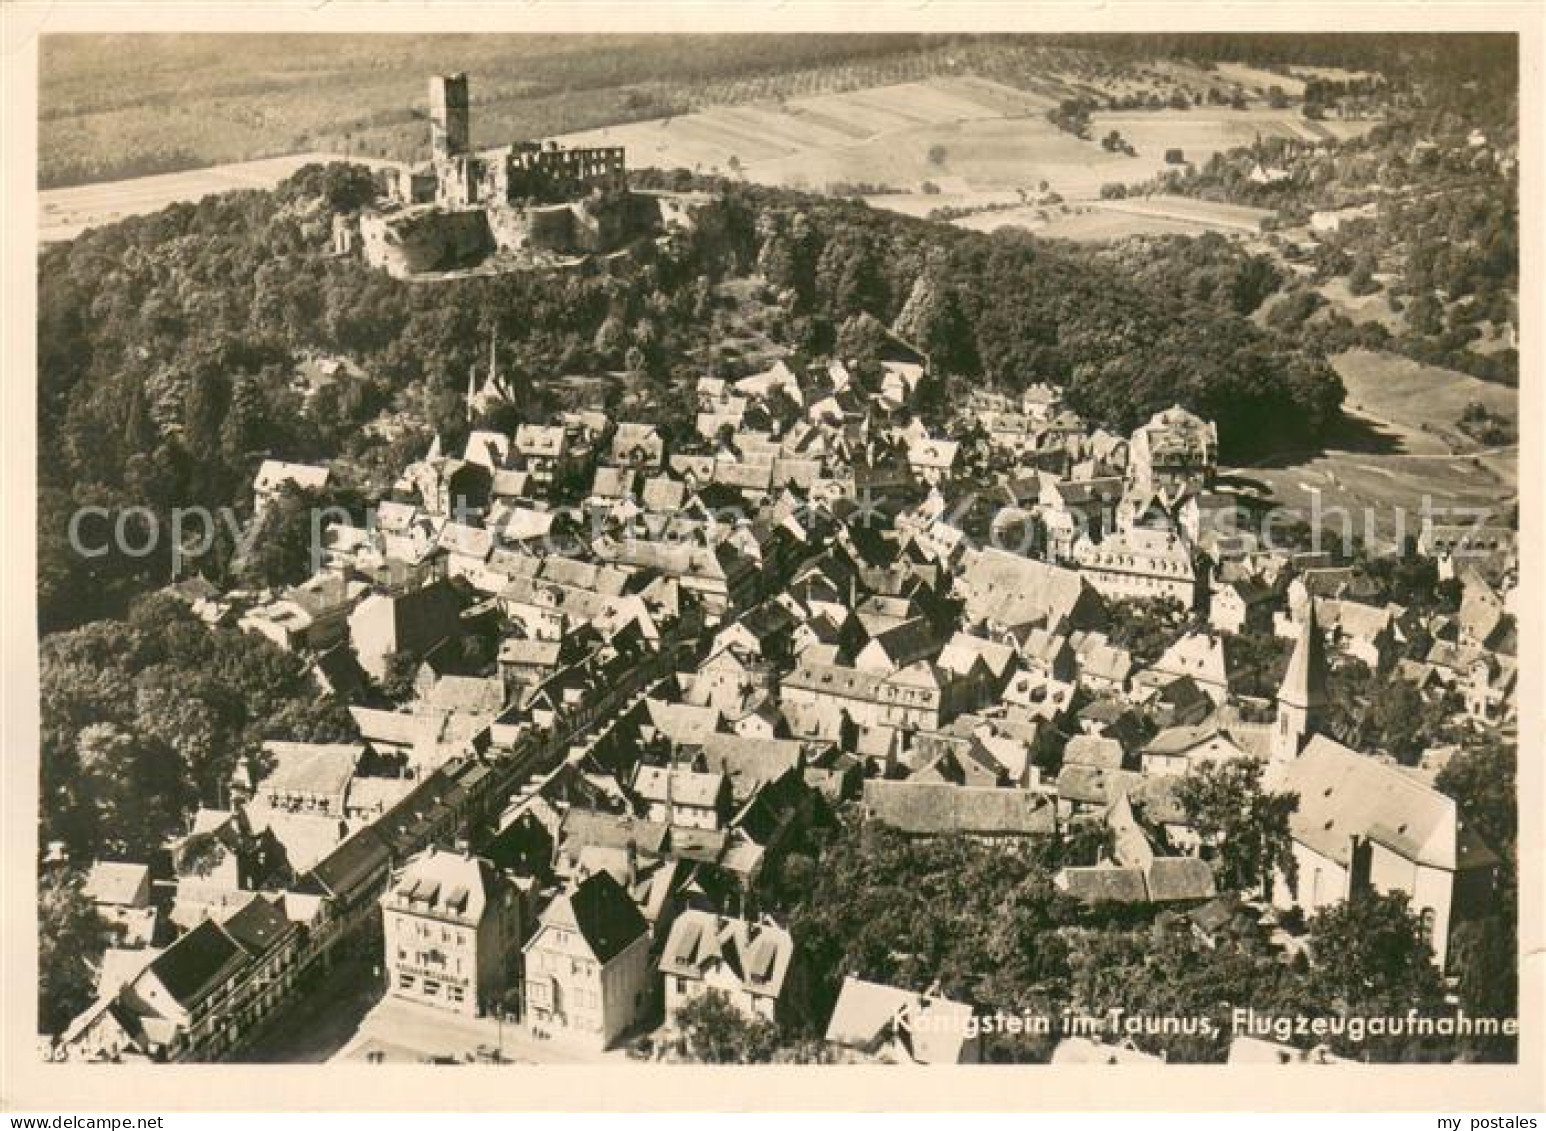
[766,811,1509,1063]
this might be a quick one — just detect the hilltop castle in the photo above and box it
[356,74,716,278]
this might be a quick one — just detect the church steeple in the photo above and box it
[468,324,511,421]
[1273,600,1329,761]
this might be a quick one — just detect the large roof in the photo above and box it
[388,847,503,924]
[825,976,975,1064]
[144,918,249,1012]
[863,780,1057,837]
[955,548,1094,631]
[1279,736,1495,872]
[83,861,149,907]
[631,764,727,810]
[258,741,364,801]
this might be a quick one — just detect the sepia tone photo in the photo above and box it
[5,5,1541,1112]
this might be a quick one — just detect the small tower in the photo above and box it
[468,325,509,421]
[429,73,470,163]
[1273,601,1329,762]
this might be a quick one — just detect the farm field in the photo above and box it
[1211,62,1307,97]
[1230,349,1517,549]
[563,79,1341,200]
[954,204,1221,241]
[38,153,403,243]
[859,190,1024,219]
[1088,106,1378,180]
[1238,448,1515,551]
[557,77,1120,195]
[43,35,1197,189]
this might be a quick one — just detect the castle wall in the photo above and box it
[361,208,495,278]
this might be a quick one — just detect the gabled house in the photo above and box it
[824,976,980,1064]
[630,764,733,831]
[659,910,804,1029]
[522,870,652,1048]
[382,847,524,1017]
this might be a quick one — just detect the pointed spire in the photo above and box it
[489,323,499,392]
[1279,600,1329,710]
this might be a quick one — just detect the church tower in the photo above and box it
[1273,601,1330,762]
[468,325,511,421]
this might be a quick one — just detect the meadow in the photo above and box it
[1330,348,1517,449]
[1231,349,1517,548]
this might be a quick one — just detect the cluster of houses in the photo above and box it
[52,326,1516,1065]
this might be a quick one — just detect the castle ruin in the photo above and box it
[356,73,712,279]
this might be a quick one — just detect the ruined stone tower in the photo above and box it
[429,73,470,163]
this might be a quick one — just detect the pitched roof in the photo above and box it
[699,735,806,799]
[1280,735,1495,871]
[1055,764,1143,806]
[557,808,671,861]
[83,861,149,907]
[254,459,329,495]
[658,910,796,999]
[825,976,975,1064]
[388,847,503,924]
[258,741,363,800]
[644,698,721,745]
[933,627,1020,679]
[1279,604,1331,710]
[220,893,295,954]
[631,765,728,810]
[539,871,648,964]
[863,780,1057,837]
[144,918,249,1011]
[1056,865,1150,903]
[302,827,391,902]
[1062,735,1125,771]
[1144,856,1218,902]
[956,548,1093,630]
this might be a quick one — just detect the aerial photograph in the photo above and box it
[32,32,1520,1070]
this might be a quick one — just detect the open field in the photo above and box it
[1229,349,1517,549]
[563,79,1344,201]
[1089,106,1377,177]
[43,33,1338,204]
[949,194,1274,241]
[38,153,404,243]
[1331,348,1517,447]
[1211,62,1307,97]
[45,35,1209,189]
[1238,447,1515,551]
[556,76,1122,194]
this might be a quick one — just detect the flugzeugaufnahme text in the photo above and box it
[903,1006,1520,1043]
